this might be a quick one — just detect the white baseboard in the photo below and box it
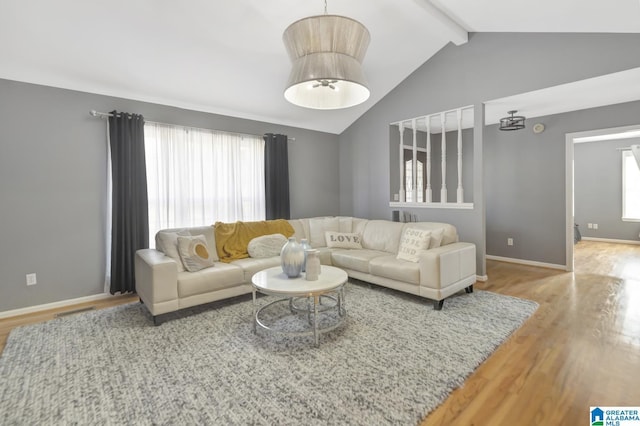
[0,293,115,320]
[486,255,567,271]
[581,237,640,245]
[476,275,488,282]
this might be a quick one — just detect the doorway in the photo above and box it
[565,124,640,271]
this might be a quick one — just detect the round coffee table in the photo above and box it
[251,265,348,346]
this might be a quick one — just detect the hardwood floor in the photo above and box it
[1,241,639,425]
[0,293,138,354]
[422,240,640,425]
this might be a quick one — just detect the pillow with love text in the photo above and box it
[325,231,363,249]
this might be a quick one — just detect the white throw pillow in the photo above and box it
[177,235,215,272]
[247,234,288,258]
[397,228,432,262]
[156,229,190,271]
[325,231,363,249]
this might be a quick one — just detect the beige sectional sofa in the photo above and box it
[135,217,477,324]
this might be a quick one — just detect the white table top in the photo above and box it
[252,265,348,295]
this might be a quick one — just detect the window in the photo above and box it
[622,150,640,221]
[144,122,265,245]
[405,159,424,202]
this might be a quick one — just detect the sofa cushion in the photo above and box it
[177,235,216,272]
[352,218,369,235]
[428,228,445,249]
[231,257,282,282]
[338,217,352,233]
[361,220,404,253]
[309,217,340,248]
[177,263,244,298]
[247,234,287,258]
[369,255,421,285]
[287,219,306,242]
[156,229,191,272]
[331,249,387,273]
[396,228,431,262]
[325,231,362,249]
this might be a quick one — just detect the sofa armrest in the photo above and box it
[135,249,179,312]
[419,242,476,289]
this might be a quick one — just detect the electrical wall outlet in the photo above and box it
[593,223,598,230]
[26,273,37,286]
[507,238,514,246]
[587,223,593,229]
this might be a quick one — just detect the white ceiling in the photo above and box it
[485,67,640,125]
[1,0,640,134]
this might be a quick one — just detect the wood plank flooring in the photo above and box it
[0,294,138,354]
[1,241,639,425]
[422,241,640,425]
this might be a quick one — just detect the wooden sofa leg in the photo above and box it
[434,300,444,310]
[465,285,474,294]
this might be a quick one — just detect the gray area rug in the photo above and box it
[0,282,537,425]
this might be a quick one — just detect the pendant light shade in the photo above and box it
[283,14,370,110]
[499,110,526,131]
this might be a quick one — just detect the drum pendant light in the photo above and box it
[283,1,371,110]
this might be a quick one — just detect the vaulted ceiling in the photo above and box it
[1,0,639,134]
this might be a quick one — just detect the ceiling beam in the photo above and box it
[414,0,468,46]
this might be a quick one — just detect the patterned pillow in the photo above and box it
[247,234,288,258]
[177,235,215,272]
[396,228,432,262]
[325,231,362,249]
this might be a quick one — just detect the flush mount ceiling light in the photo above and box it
[499,110,526,131]
[282,0,371,110]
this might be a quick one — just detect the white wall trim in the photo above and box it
[389,201,474,210]
[486,255,567,271]
[582,237,640,245]
[476,275,488,282]
[565,132,575,272]
[0,293,114,320]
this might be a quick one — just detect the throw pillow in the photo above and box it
[156,229,191,271]
[177,235,215,272]
[325,231,363,249]
[247,234,288,258]
[396,228,432,262]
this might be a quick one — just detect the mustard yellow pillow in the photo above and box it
[177,235,215,272]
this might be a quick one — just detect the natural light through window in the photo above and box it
[405,159,424,202]
[144,122,265,246]
[622,150,640,221]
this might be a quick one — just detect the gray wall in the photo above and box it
[339,32,640,274]
[0,79,340,312]
[485,101,640,264]
[574,136,640,241]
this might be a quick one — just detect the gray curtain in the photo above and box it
[108,111,149,294]
[264,133,290,220]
